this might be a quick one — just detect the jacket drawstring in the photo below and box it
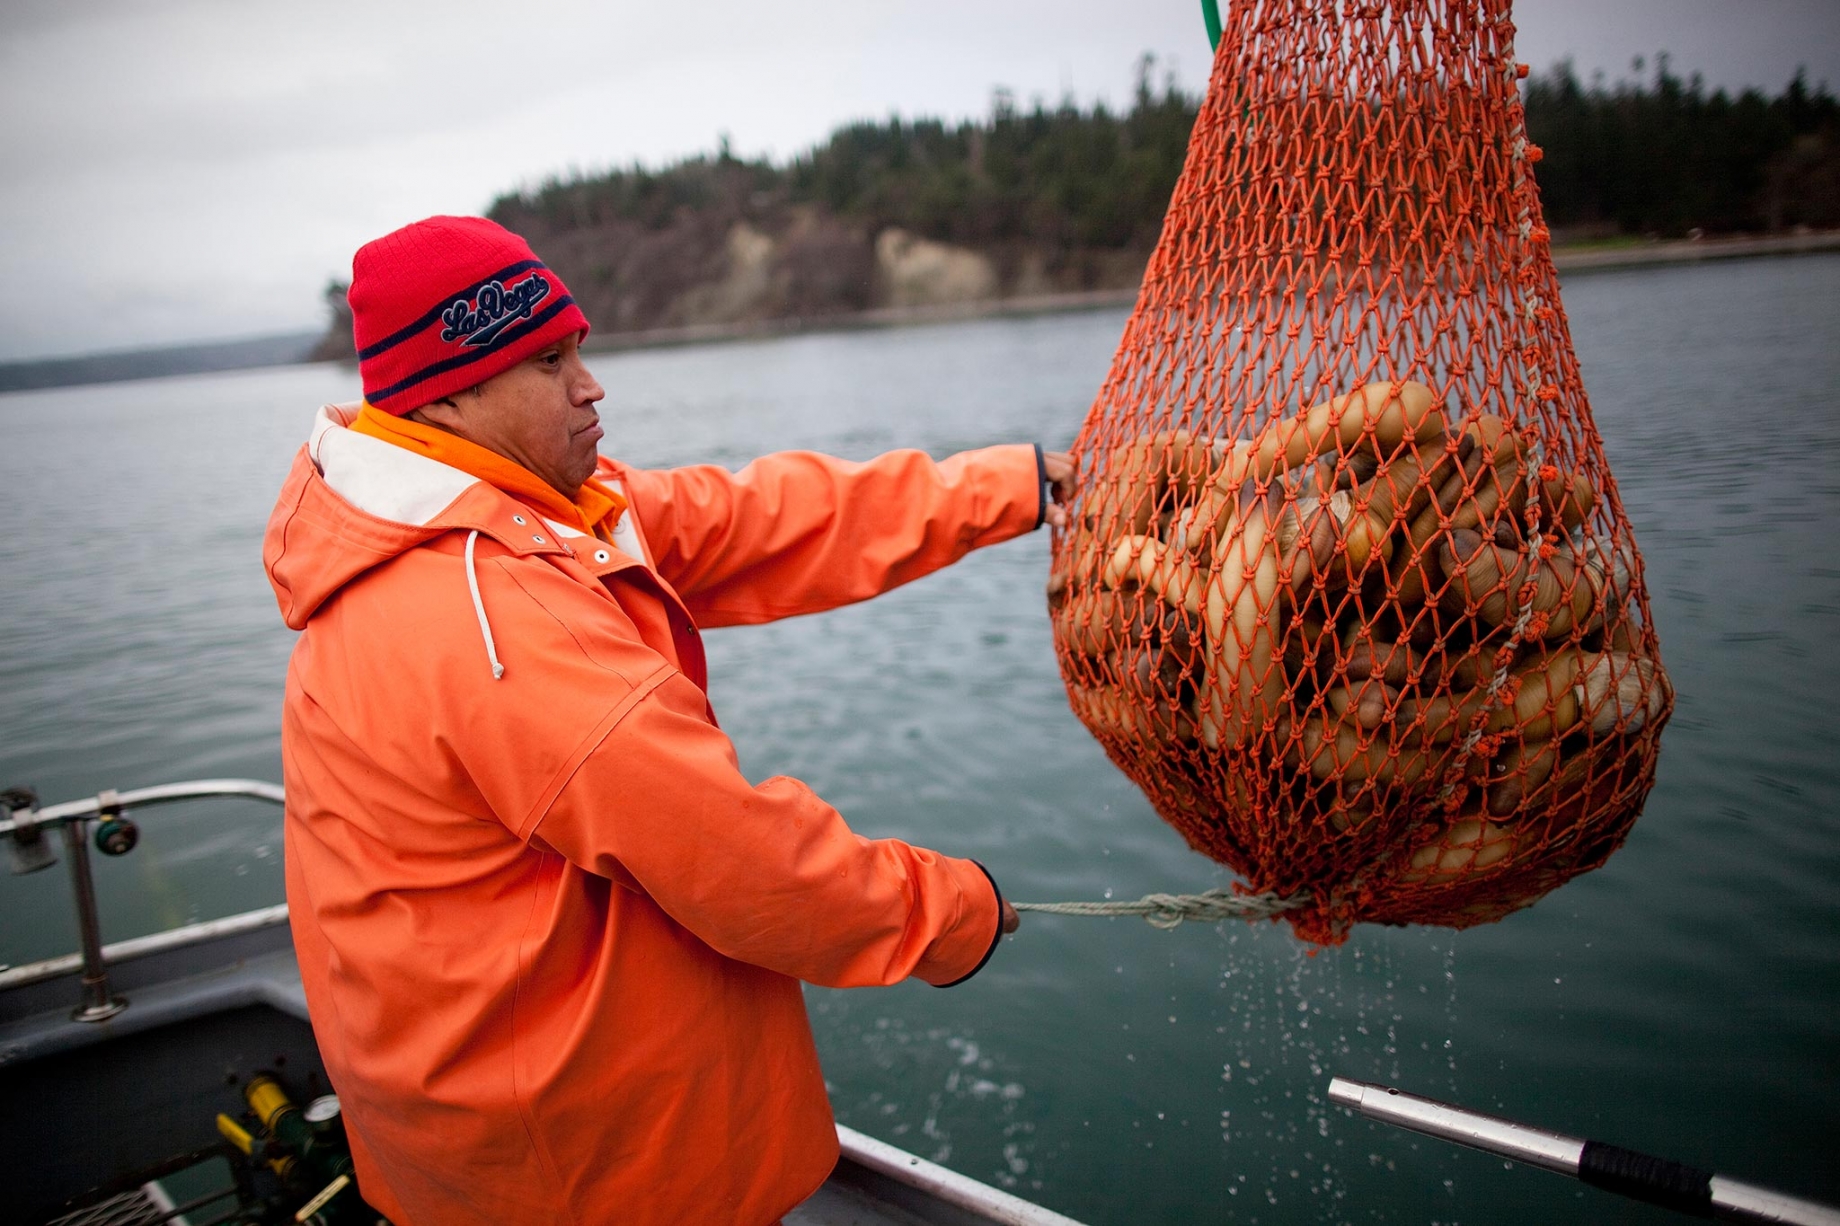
[464,530,506,680]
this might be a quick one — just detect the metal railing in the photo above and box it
[3,779,286,1022]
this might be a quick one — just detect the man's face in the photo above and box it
[413,332,606,495]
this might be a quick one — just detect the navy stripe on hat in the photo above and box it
[356,259,545,362]
[366,295,579,407]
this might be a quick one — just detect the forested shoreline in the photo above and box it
[315,58,1838,355]
[1526,59,1837,236]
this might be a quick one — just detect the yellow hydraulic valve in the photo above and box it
[245,1073,295,1131]
[216,1110,294,1178]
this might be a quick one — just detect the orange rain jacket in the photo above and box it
[262,404,1045,1226]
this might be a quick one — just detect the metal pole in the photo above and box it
[1329,1077,1840,1226]
[1329,1077,1582,1175]
[60,816,125,1022]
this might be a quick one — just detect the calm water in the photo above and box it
[2,255,1836,1224]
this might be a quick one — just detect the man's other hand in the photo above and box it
[1042,451,1075,529]
[1001,898,1020,934]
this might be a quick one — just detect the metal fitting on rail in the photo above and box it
[5,786,57,874]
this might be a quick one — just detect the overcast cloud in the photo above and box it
[1,0,1834,361]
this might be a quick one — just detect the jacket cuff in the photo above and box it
[1033,443,1049,530]
[934,861,1005,988]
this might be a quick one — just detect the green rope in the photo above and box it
[1015,888,1302,930]
[1200,0,1223,52]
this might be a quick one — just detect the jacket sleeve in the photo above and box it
[456,549,1003,989]
[614,445,1044,628]
[529,666,1004,989]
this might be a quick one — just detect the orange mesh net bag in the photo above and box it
[1049,0,1673,945]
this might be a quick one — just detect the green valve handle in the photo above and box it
[1201,0,1222,51]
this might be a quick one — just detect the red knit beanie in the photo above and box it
[348,216,591,415]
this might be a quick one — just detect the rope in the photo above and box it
[1015,888,1304,930]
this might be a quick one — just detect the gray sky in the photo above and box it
[1,0,1834,362]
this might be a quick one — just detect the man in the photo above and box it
[263,215,1074,1225]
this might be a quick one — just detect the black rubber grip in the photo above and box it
[1577,1140,1714,1216]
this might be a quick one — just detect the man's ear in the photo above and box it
[407,398,464,431]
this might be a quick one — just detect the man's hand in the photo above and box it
[1042,450,1076,529]
[1001,898,1020,934]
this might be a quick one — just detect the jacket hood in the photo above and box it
[263,404,589,630]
